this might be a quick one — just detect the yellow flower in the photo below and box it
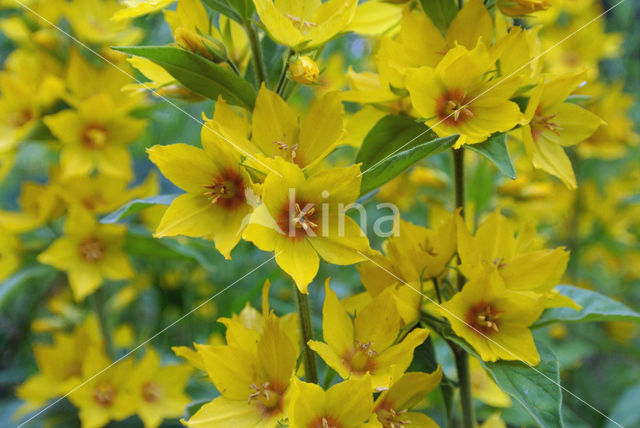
[373,368,443,428]
[212,86,344,173]
[439,273,544,365]
[64,0,144,45]
[309,282,429,389]
[254,0,358,51]
[44,94,146,180]
[289,55,320,85]
[469,357,511,408]
[68,349,137,428]
[406,43,522,147]
[182,313,297,427]
[0,180,64,233]
[377,0,493,86]
[15,316,102,418]
[521,73,606,188]
[147,121,257,260]
[480,413,507,428]
[358,212,457,324]
[288,376,375,428]
[498,0,550,17]
[131,348,192,428]
[456,209,573,309]
[243,160,372,292]
[37,209,134,301]
[112,0,176,21]
[345,0,402,36]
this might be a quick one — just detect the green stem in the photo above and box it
[453,147,465,291]
[92,287,114,359]
[451,146,475,428]
[276,49,294,96]
[244,20,266,86]
[295,287,318,383]
[453,348,475,428]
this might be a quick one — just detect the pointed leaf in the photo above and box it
[115,46,256,109]
[202,0,243,22]
[420,0,458,32]
[359,134,457,195]
[533,285,640,328]
[466,132,517,179]
[100,194,179,224]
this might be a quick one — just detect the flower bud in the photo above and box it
[289,55,319,85]
[174,27,226,63]
[498,0,550,17]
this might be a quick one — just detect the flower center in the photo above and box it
[436,89,474,126]
[203,170,246,210]
[531,107,562,141]
[286,14,317,32]
[493,257,508,270]
[78,237,104,263]
[467,302,502,335]
[309,416,342,428]
[376,406,412,428]
[346,340,378,374]
[93,382,116,407]
[142,381,163,403]
[248,381,281,412]
[10,108,34,128]
[81,124,109,149]
[273,140,299,164]
[293,202,318,232]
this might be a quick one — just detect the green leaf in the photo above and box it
[227,0,255,19]
[359,134,458,195]
[100,194,179,224]
[356,114,438,168]
[0,265,57,308]
[202,0,242,22]
[605,382,640,428]
[533,285,640,328]
[466,133,517,179]
[420,0,458,32]
[482,342,564,428]
[114,46,256,109]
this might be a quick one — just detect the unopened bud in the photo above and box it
[174,27,226,62]
[289,55,319,85]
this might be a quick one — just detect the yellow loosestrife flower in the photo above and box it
[147,120,258,260]
[183,314,297,427]
[373,368,443,428]
[38,209,134,301]
[44,94,146,180]
[289,55,320,85]
[498,0,550,17]
[15,316,102,418]
[131,348,192,428]
[406,44,522,147]
[243,160,372,292]
[439,273,544,365]
[212,86,344,173]
[68,349,137,428]
[456,209,575,309]
[288,376,374,428]
[522,73,606,188]
[358,212,457,324]
[309,282,429,389]
[254,0,358,51]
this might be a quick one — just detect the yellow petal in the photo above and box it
[354,290,402,352]
[322,280,354,357]
[182,397,261,427]
[275,237,319,293]
[446,0,493,50]
[147,143,217,193]
[326,376,373,426]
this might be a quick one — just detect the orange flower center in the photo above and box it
[308,416,342,428]
[10,108,34,128]
[375,403,411,428]
[81,124,109,149]
[142,381,163,403]
[531,106,562,141]
[286,14,316,32]
[278,199,319,239]
[467,302,502,335]
[203,170,246,210]
[93,382,116,407]
[78,237,105,263]
[436,89,474,126]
